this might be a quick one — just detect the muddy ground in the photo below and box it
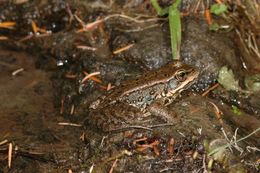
[0,0,259,172]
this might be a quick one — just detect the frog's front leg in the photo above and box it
[146,99,181,123]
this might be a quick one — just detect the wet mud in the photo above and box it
[0,0,259,172]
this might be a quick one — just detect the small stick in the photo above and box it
[202,83,219,96]
[31,20,47,34]
[58,122,82,127]
[76,14,164,32]
[109,125,153,132]
[148,123,177,128]
[109,123,177,133]
[79,132,85,142]
[153,145,160,156]
[106,83,113,91]
[31,20,38,33]
[194,0,203,14]
[18,34,34,42]
[167,138,175,155]
[76,45,97,51]
[133,137,148,145]
[209,127,260,156]
[205,9,212,25]
[60,98,64,114]
[65,74,77,79]
[0,36,8,40]
[109,159,118,173]
[0,21,16,29]
[209,101,223,124]
[113,44,134,54]
[83,71,102,83]
[8,143,12,168]
[89,164,94,173]
[0,139,8,146]
[215,0,223,4]
[70,104,75,115]
[12,68,24,76]
[81,71,101,83]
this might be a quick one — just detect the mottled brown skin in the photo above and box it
[86,61,199,132]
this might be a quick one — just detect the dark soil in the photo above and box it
[0,0,259,172]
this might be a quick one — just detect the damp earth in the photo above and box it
[0,0,259,172]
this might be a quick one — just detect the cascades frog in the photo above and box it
[86,61,199,132]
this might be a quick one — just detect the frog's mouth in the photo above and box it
[166,70,199,97]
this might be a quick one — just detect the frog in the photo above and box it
[85,61,199,132]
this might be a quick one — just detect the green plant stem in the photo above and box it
[169,3,181,60]
[151,0,182,60]
[150,0,169,16]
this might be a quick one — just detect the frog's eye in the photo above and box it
[176,69,187,81]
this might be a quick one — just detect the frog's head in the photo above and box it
[164,61,199,96]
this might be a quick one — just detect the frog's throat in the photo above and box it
[166,70,199,96]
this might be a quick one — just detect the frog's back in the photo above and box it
[103,61,194,104]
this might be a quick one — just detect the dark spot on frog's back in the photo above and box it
[138,96,143,102]
[150,89,156,95]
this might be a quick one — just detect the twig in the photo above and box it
[202,154,208,173]
[202,83,219,96]
[113,44,134,54]
[0,36,8,40]
[231,128,244,154]
[194,0,203,14]
[58,122,82,127]
[106,83,113,91]
[117,24,159,33]
[81,72,101,83]
[209,101,223,124]
[167,138,175,155]
[103,14,164,24]
[60,98,64,114]
[205,9,212,25]
[109,125,153,132]
[110,123,179,132]
[221,127,233,152]
[246,146,260,152]
[83,71,102,84]
[0,140,8,146]
[70,104,75,115]
[215,0,223,4]
[105,150,132,162]
[65,74,77,79]
[77,14,164,32]
[159,167,175,172]
[8,143,12,168]
[89,164,94,173]
[76,45,97,51]
[109,159,118,173]
[148,123,178,128]
[0,22,16,29]
[209,127,260,156]
[0,147,55,163]
[99,136,108,148]
[12,68,24,76]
